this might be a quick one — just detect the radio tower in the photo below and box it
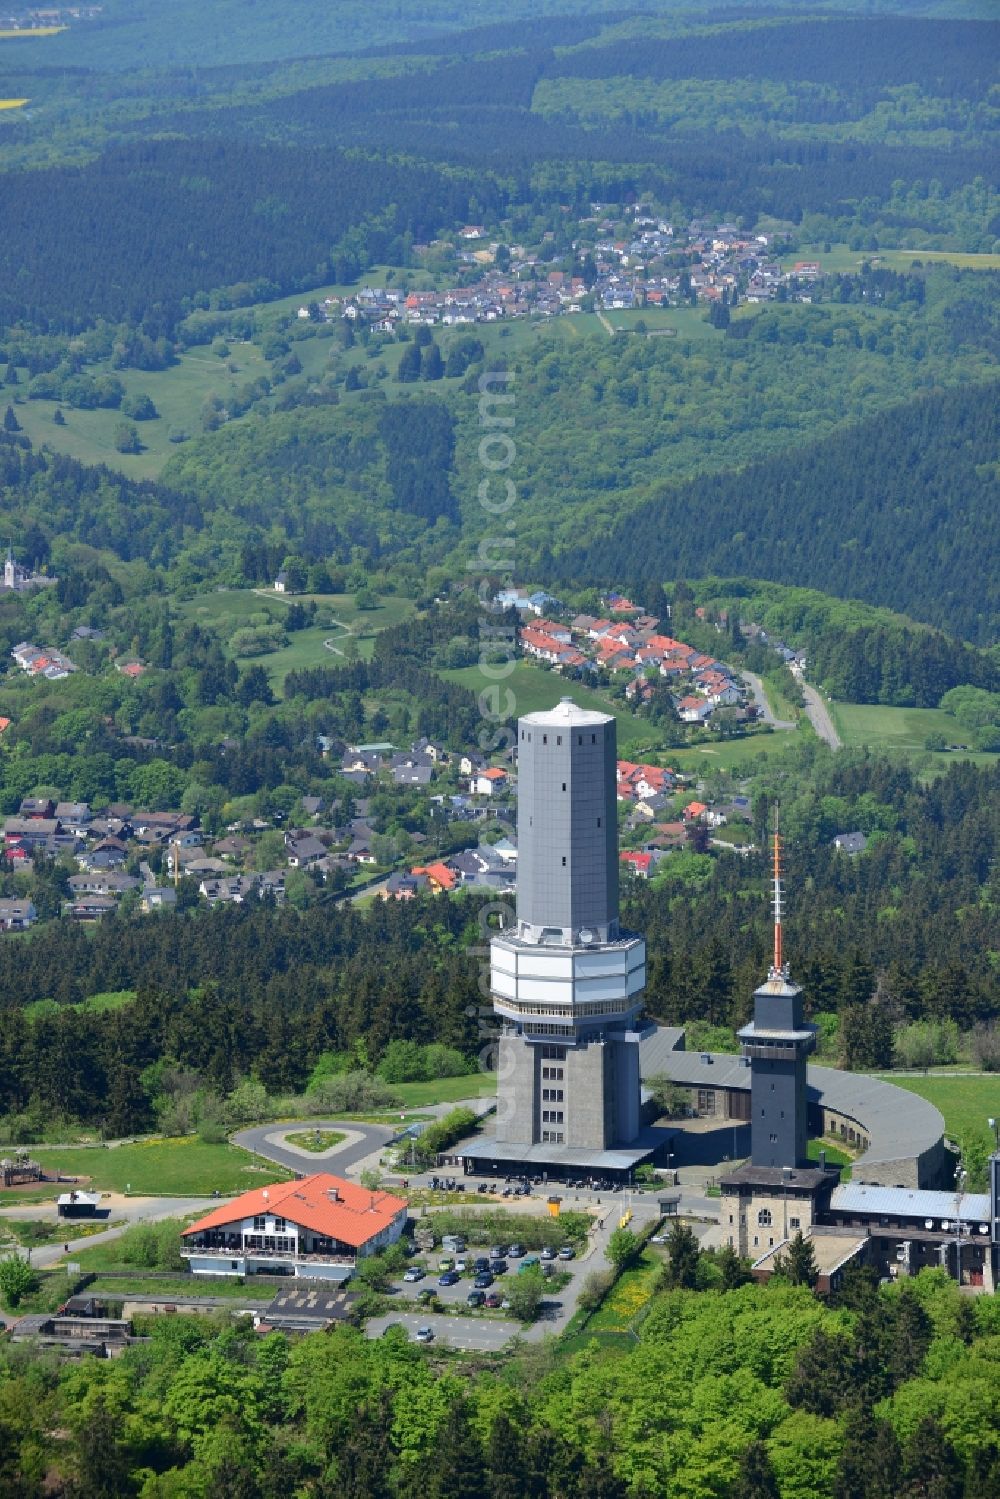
[737,806,816,1168]
[771,809,786,980]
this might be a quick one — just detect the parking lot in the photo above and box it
[367,1310,520,1353]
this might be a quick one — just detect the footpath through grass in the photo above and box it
[33,1138,294,1196]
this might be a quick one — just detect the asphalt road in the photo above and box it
[0,1194,225,1269]
[368,1310,517,1352]
[741,671,796,731]
[801,682,842,750]
[232,1119,396,1175]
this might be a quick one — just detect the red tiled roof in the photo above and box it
[182,1173,407,1250]
[479,767,507,780]
[620,851,652,873]
[413,861,458,891]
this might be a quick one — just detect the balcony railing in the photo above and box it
[181,1238,355,1266]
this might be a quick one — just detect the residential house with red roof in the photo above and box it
[620,851,653,879]
[181,1174,408,1282]
[412,861,458,893]
[472,767,509,796]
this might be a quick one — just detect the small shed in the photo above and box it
[57,1189,102,1218]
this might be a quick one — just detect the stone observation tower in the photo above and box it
[489,699,647,1158]
[737,818,816,1168]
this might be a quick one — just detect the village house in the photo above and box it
[0,898,37,931]
[472,767,509,797]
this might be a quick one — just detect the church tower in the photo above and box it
[737,818,816,1168]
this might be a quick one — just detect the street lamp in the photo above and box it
[954,1165,967,1286]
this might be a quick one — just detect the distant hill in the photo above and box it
[552,381,1000,647]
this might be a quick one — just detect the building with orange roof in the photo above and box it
[412,860,457,893]
[472,766,509,796]
[181,1173,408,1281]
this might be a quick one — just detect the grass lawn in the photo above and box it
[441,662,668,756]
[284,1128,346,1153]
[179,588,416,689]
[10,343,271,479]
[871,1074,1000,1149]
[807,1137,852,1180]
[392,1075,497,1108]
[88,1276,273,1301]
[831,702,997,767]
[1,1217,124,1248]
[33,1138,294,1196]
[665,728,800,775]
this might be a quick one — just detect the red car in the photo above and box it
[484,1293,503,1309]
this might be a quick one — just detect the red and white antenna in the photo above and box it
[771,808,786,979]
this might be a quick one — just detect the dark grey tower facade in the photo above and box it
[490,700,645,1156]
[738,831,815,1168]
[739,974,815,1168]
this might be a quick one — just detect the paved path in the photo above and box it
[801,682,842,749]
[741,671,795,731]
[232,1119,396,1177]
[2,1194,225,1269]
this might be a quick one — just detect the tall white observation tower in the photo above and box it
[489,699,646,1157]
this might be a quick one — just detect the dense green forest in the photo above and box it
[0,1268,998,1496]
[0,749,994,1133]
[0,140,492,329]
[553,380,1000,647]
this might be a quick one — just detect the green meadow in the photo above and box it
[831,702,997,767]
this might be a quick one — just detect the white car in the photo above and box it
[402,1266,425,1283]
[415,1326,434,1343]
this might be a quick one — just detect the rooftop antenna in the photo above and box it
[771,806,786,980]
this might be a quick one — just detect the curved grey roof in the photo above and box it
[639,1028,945,1180]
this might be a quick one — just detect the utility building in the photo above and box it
[464,699,655,1181]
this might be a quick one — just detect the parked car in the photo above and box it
[437,1256,454,1271]
[473,1272,493,1288]
[466,1290,485,1308]
[540,1246,556,1261]
[415,1326,434,1343]
[489,1258,508,1276]
[403,1266,425,1283]
[518,1256,540,1273]
[484,1293,503,1308]
[454,1258,470,1273]
[489,1245,506,1260]
[507,1243,525,1258]
[438,1270,460,1286]
[474,1257,491,1273]
[558,1245,576,1260]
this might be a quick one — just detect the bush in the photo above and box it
[305,1070,400,1115]
[577,1269,614,1313]
[110,1220,185,1271]
[412,1106,478,1166]
[0,1255,37,1308]
[894,1020,959,1070]
[971,1023,1000,1073]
